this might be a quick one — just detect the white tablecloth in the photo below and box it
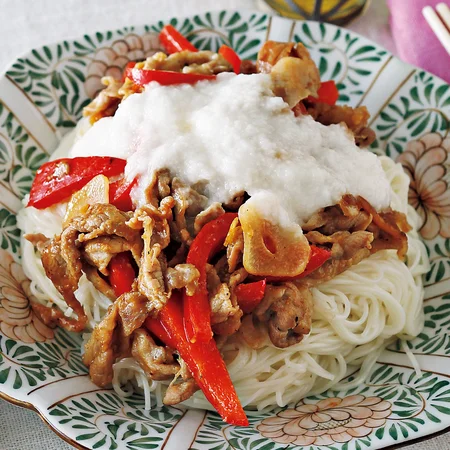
[0,1,448,448]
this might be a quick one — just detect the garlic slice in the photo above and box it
[238,202,310,277]
[63,174,109,227]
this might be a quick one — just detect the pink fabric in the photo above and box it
[387,0,450,83]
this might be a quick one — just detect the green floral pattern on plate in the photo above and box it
[293,21,389,104]
[0,9,449,450]
[0,330,86,390]
[49,392,183,449]
[191,365,450,449]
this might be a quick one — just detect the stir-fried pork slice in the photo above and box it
[83,76,124,124]
[193,202,225,235]
[210,267,248,337]
[207,265,239,326]
[143,169,214,242]
[30,301,85,334]
[131,329,199,405]
[131,329,179,380]
[163,355,198,405]
[257,41,321,107]
[166,264,200,296]
[305,101,376,147]
[28,233,80,295]
[116,291,149,336]
[203,262,246,336]
[142,50,233,74]
[171,177,207,245]
[83,303,130,386]
[177,356,192,380]
[63,203,142,279]
[212,310,243,337]
[72,204,141,257]
[137,224,167,313]
[304,230,373,286]
[144,168,172,207]
[82,236,137,276]
[303,199,372,234]
[357,196,410,258]
[302,247,371,288]
[128,198,174,243]
[83,263,116,300]
[25,233,87,332]
[306,230,373,260]
[85,300,184,389]
[254,283,313,348]
[164,378,198,405]
[59,227,83,281]
[128,198,174,315]
[239,314,268,349]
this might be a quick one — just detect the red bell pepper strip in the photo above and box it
[125,67,216,87]
[235,279,266,314]
[299,245,331,278]
[109,177,137,211]
[308,80,339,106]
[184,212,238,343]
[145,293,248,426]
[266,245,331,282]
[159,24,198,54]
[122,61,136,81]
[218,45,241,74]
[28,157,127,209]
[109,252,136,297]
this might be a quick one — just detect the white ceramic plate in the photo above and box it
[0,10,449,450]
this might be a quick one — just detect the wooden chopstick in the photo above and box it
[423,3,450,55]
[436,2,450,28]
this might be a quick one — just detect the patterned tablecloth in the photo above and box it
[0,0,448,449]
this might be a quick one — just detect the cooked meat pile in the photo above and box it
[83,50,234,124]
[27,171,409,405]
[25,41,405,405]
